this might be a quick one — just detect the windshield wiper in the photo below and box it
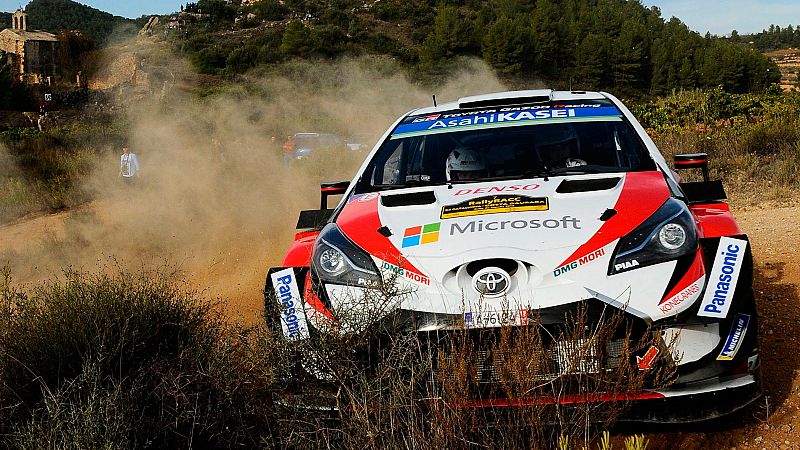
[522,165,554,182]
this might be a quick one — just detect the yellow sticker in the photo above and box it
[441,195,549,219]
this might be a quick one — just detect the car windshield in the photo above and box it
[356,100,656,192]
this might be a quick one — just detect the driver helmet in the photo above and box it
[537,124,581,162]
[446,146,486,181]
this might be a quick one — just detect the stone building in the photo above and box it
[0,9,58,84]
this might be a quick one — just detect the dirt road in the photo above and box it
[645,205,800,449]
[1,202,799,448]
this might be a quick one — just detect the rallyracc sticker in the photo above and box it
[270,268,310,340]
[392,106,622,139]
[440,195,548,219]
[697,237,748,319]
[717,313,750,361]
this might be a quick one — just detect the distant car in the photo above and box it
[344,133,374,152]
[266,89,760,422]
[290,132,344,161]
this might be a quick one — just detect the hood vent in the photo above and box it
[381,191,437,207]
[556,177,620,194]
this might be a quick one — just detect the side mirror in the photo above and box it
[320,181,350,209]
[674,153,709,182]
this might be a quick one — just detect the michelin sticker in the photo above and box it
[698,237,748,318]
[270,268,310,340]
[717,313,750,361]
[440,195,548,219]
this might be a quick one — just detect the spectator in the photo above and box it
[283,135,295,166]
[119,145,140,183]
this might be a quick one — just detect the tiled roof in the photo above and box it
[0,28,59,42]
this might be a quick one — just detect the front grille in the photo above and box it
[416,299,659,399]
[431,333,628,385]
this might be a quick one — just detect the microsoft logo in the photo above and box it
[402,223,440,248]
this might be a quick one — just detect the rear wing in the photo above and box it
[295,181,350,231]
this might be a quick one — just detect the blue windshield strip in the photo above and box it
[392,106,622,139]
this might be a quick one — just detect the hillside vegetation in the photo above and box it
[2,0,137,46]
[171,0,779,96]
[733,24,800,52]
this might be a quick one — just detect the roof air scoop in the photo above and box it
[458,89,553,109]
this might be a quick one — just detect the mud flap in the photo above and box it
[265,267,311,341]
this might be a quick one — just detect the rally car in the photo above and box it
[265,89,760,422]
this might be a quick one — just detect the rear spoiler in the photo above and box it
[673,153,727,204]
[296,181,350,231]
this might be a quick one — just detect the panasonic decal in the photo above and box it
[270,268,310,340]
[697,237,748,319]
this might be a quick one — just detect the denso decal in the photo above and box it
[698,237,748,318]
[659,278,703,315]
[553,247,606,277]
[441,195,548,219]
[270,269,310,340]
[392,107,622,138]
[449,216,581,235]
[717,313,750,361]
[454,183,540,196]
[381,261,430,285]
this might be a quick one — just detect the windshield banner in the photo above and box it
[392,106,622,139]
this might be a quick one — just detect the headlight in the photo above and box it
[609,199,698,275]
[312,223,382,288]
[658,223,686,250]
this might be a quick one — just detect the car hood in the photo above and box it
[332,171,703,320]
[338,171,669,268]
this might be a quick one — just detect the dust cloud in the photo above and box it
[1,51,507,323]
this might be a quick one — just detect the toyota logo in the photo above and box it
[473,267,510,297]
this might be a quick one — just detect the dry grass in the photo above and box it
[264,281,674,449]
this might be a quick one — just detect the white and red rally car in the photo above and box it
[265,89,760,422]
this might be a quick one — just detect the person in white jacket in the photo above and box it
[119,146,140,183]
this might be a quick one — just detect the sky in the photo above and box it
[1,0,799,36]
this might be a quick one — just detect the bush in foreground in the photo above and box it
[0,266,279,449]
[0,266,658,449]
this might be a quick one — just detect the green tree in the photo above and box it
[418,5,473,66]
[25,0,136,46]
[310,25,348,57]
[573,33,609,90]
[529,0,562,78]
[250,0,288,21]
[280,20,313,56]
[197,0,236,24]
[192,46,227,74]
[225,46,258,73]
[481,16,531,74]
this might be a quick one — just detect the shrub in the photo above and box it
[262,282,675,449]
[0,267,279,448]
[251,0,288,21]
[193,46,229,74]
